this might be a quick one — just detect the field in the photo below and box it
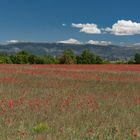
[0,64,140,140]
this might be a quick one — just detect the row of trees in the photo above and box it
[0,49,140,64]
[0,49,106,64]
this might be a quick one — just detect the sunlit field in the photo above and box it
[0,64,140,140]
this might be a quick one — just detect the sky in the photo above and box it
[0,0,140,45]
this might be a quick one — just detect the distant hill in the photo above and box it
[0,42,140,60]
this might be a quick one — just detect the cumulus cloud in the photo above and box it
[104,20,140,36]
[72,23,101,34]
[58,38,82,44]
[87,40,112,46]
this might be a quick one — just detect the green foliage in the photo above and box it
[28,54,38,64]
[43,55,58,64]
[77,49,94,64]
[35,56,44,64]
[33,122,49,133]
[0,53,12,64]
[0,49,140,64]
[77,49,103,64]
[10,55,16,64]
[59,49,77,64]
[103,60,110,64]
[96,55,104,64]
[14,51,30,64]
[134,53,140,64]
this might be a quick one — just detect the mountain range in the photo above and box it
[0,42,140,60]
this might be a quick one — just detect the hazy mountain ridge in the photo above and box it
[0,42,140,60]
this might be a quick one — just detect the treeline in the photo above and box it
[0,49,107,64]
[0,49,140,64]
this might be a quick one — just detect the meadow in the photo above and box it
[0,64,140,140]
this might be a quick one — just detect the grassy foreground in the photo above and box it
[0,64,140,140]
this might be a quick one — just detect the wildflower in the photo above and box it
[131,128,137,137]
[29,100,33,108]
[19,96,24,104]
[8,99,14,109]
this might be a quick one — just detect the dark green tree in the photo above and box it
[28,54,38,64]
[35,57,44,64]
[10,55,16,64]
[43,55,58,64]
[77,49,97,64]
[59,49,76,64]
[14,51,30,64]
[96,55,103,64]
[0,53,12,64]
[134,53,140,64]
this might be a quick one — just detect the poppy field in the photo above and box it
[0,64,140,140]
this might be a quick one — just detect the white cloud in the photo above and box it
[62,24,66,27]
[7,40,20,44]
[87,40,112,46]
[72,23,101,34]
[58,38,82,44]
[104,20,140,36]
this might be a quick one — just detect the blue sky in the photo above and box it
[0,0,140,45]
